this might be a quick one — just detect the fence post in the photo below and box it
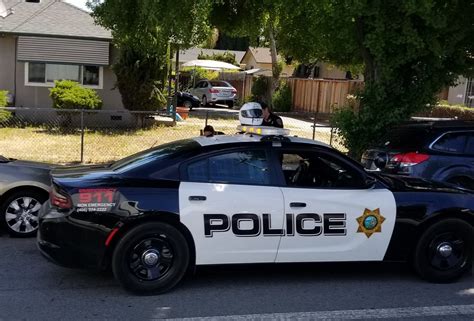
[205,111,209,127]
[80,109,84,164]
[312,112,317,140]
[330,126,334,147]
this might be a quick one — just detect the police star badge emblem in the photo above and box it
[356,208,385,238]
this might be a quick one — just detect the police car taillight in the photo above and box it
[50,186,72,210]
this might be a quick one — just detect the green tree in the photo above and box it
[210,0,284,92]
[197,51,237,65]
[88,0,212,111]
[278,0,474,157]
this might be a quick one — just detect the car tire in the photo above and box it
[446,176,474,190]
[183,100,193,110]
[112,222,189,295]
[0,189,47,237]
[202,95,208,107]
[413,218,473,283]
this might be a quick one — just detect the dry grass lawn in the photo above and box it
[0,116,343,164]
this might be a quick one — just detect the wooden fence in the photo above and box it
[217,73,363,113]
[287,78,363,114]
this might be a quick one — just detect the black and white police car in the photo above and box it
[38,104,474,294]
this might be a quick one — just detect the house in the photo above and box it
[240,47,361,80]
[240,47,294,77]
[0,0,122,109]
[447,77,474,107]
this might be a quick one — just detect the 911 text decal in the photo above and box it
[204,213,346,237]
[77,188,116,212]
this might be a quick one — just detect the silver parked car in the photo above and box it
[189,80,237,108]
[0,155,52,237]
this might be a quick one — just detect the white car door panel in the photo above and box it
[276,188,396,262]
[180,182,285,265]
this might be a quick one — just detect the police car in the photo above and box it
[38,104,474,294]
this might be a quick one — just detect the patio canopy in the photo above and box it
[181,59,241,70]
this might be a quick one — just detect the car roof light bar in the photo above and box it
[237,125,290,136]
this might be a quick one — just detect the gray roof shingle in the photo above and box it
[0,0,111,40]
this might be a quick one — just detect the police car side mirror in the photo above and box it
[364,176,377,188]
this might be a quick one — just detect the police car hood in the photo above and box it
[376,173,473,194]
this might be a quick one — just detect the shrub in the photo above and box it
[0,109,12,123]
[197,51,237,65]
[272,82,292,112]
[49,80,102,110]
[0,90,12,123]
[0,90,7,107]
[416,105,474,120]
[251,75,269,101]
[188,67,219,81]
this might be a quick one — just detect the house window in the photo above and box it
[25,62,103,89]
[28,63,46,83]
[46,64,81,83]
[83,65,100,86]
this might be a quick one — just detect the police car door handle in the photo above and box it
[189,196,207,201]
[290,202,306,208]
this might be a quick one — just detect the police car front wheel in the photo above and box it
[111,222,190,294]
[413,219,473,283]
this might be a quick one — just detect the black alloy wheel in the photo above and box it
[129,236,174,281]
[112,222,189,294]
[414,219,473,283]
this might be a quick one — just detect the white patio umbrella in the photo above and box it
[181,59,241,70]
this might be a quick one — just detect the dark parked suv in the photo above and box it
[362,121,474,190]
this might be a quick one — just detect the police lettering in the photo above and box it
[204,213,346,237]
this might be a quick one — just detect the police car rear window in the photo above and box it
[110,139,200,172]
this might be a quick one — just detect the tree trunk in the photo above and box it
[354,17,376,85]
[268,17,279,99]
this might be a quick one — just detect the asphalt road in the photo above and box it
[0,233,472,321]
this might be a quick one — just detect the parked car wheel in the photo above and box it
[183,100,193,110]
[446,176,474,190]
[202,95,208,107]
[112,222,190,294]
[413,219,473,283]
[0,189,48,237]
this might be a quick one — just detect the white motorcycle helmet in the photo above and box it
[239,102,263,126]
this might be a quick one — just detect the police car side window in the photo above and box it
[187,150,271,185]
[281,151,365,189]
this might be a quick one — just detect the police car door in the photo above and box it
[179,147,285,265]
[274,148,396,262]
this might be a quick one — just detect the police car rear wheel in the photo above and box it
[112,222,189,294]
[414,219,473,283]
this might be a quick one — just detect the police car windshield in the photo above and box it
[110,139,199,172]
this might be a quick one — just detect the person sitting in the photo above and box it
[201,125,215,137]
[260,101,284,128]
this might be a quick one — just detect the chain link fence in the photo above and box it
[0,107,345,164]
